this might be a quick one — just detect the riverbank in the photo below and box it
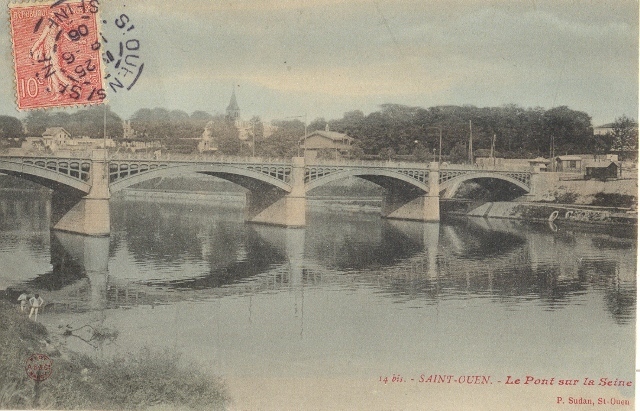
[0,300,229,410]
[442,199,636,226]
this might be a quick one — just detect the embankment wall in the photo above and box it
[527,173,637,204]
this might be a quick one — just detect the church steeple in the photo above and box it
[226,86,241,120]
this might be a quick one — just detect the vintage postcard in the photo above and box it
[0,1,637,410]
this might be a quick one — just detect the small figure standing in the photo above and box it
[28,294,44,321]
[17,293,28,312]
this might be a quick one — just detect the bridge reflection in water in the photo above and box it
[7,200,633,326]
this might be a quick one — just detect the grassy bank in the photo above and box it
[0,301,229,410]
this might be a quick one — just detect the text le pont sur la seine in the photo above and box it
[379,374,633,388]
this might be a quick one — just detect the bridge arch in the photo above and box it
[0,158,92,194]
[109,162,293,193]
[305,167,429,193]
[439,172,530,199]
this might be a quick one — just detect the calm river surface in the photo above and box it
[0,191,636,410]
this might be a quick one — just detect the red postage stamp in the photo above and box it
[9,0,105,110]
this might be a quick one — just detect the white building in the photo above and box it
[197,121,218,153]
[298,128,354,160]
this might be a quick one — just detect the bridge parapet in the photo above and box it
[107,158,293,185]
[0,156,92,183]
[305,158,430,187]
[439,168,532,190]
[109,152,291,164]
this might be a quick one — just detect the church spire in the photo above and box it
[226,86,241,120]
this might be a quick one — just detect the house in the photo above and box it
[593,123,615,136]
[584,160,619,181]
[528,157,551,171]
[299,129,354,160]
[20,127,71,152]
[65,137,116,150]
[42,127,71,148]
[555,155,583,172]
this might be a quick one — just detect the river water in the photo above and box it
[0,191,636,410]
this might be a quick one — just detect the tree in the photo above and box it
[0,115,24,141]
[23,107,123,139]
[212,115,241,155]
[308,117,328,133]
[543,106,594,155]
[249,116,264,142]
[258,119,304,158]
[24,111,50,136]
[610,115,638,158]
[190,111,214,122]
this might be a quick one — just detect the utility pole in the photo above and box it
[551,134,555,171]
[438,127,442,164]
[468,120,473,164]
[251,119,256,157]
[490,133,496,167]
[425,126,443,164]
[103,104,107,159]
[285,114,307,157]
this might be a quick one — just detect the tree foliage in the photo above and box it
[610,115,638,154]
[8,102,616,160]
[0,115,24,141]
[129,108,225,153]
[23,107,123,139]
[326,104,596,160]
[257,119,304,158]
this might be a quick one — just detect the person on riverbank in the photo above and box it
[28,293,44,321]
[17,293,28,312]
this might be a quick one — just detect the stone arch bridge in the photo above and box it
[0,151,535,236]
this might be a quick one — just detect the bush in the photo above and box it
[553,191,578,204]
[591,193,636,208]
[92,348,228,410]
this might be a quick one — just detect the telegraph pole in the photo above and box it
[468,120,473,164]
[490,133,496,167]
[286,114,307,157]
[103,104,107,159]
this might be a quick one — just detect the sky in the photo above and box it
[1,0,638,126]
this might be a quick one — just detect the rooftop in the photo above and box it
[299,130,353,143]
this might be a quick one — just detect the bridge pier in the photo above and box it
[381,162,440,222]
[245,157,306,227]
[53,151,110,236]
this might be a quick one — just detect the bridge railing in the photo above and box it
[306,158,429,169]
[0,150,536,172]
[439,162,534,172]
[0,151,94,160]
[107,152,291,164]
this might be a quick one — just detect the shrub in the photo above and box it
[553,191,578,204]
[92,348,229,410]
[591,193,637,208]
